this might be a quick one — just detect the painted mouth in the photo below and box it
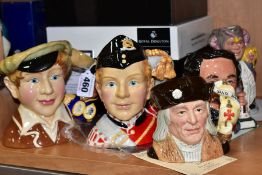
[115,103,131,110]
[234,52,241,56]
[186,128,200,135]
[39,99,55,105]
[233,51,243,59]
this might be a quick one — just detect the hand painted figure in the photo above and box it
[208,26,258,130]
[147,76,223,163]
[87,35,156,149]
[183,47,242,152]
[0,41,93,148]
[208,25,257,108]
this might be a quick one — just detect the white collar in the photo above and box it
[172,134,203,162]
[172,134,203,152]
[17,104,73,142]
[107,109,144,129]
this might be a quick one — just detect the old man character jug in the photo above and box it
[147,76,223,163]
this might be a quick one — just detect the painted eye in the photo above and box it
[105,81,116,88]
[129,80,138,86]
[50,74,60,80]
[226,78,237,85]
[178,110,186,116]
[205,77,219,84]
[196,107,206,114]
[30,78,39,84]
[237,40,244,45]
[196,108,203,112]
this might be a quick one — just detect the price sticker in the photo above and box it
[77,69,95,97]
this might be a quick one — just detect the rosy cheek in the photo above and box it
[178,120,187,128]
[170,116,184,126]
[134,87,148,98]
[198,115,207,126]
[54,82,65,96]
[100,90,113,104]
[138,89,147,96]
[19,86,37,104]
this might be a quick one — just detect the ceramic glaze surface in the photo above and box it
[0,41,75,149]
[87,35,156,148]
[148,76,223,163]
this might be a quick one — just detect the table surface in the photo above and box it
[0,124,262,175]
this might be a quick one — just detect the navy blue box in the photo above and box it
[0,0,47,55]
